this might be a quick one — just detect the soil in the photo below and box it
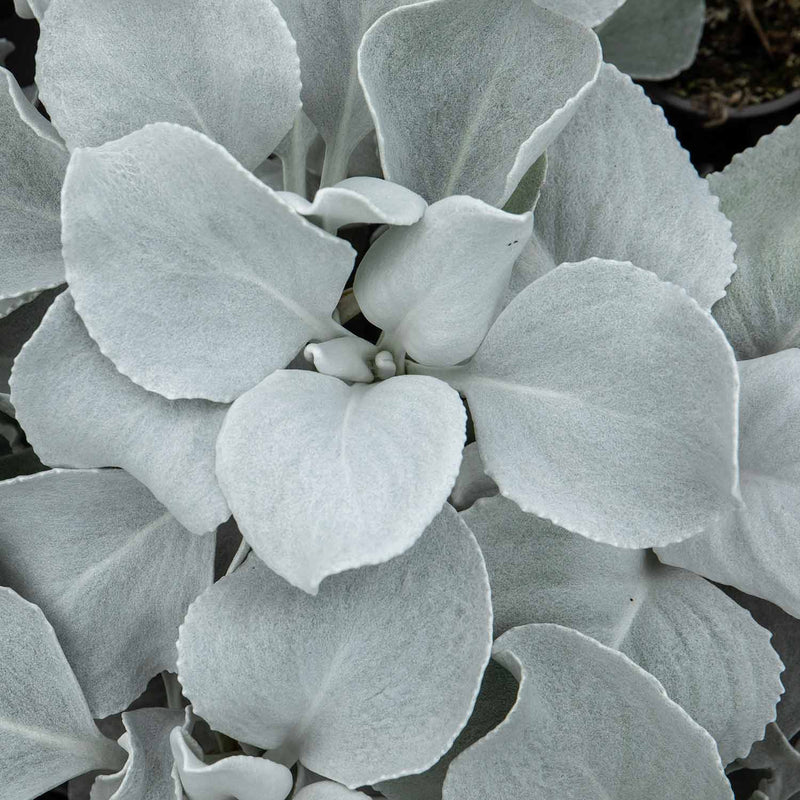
[663,0,800,123]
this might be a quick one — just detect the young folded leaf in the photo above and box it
[358,0,601,206]
[658,349,800,619]
[92,708,184,800]
[170,725,293,800]
[413,259,739,548]
[0,469,215,718]
[526,63,736,310]
[61,124,355,402]
[177,505,492,788]
[215,370,465,593]
[442,624,734,799]
[709,116,800,359]
[462,495,784,763]
[36,0,301,168]
[354,196,532,366]
[0,587,125,800]
[0,68,67,312]
[11,293,230,535]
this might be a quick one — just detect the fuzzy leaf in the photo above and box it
[448,443,498,513]
[463,495,783,763]
[270,0,410,171]
[37,0,300,168]
[0,68,67,307]
[11,293,229,534]
[91,709,184,800]
[709,116,800,359]
[354,197,532,365]
[0,587,125,800]
[170,727,293,800]
[276,177,426,228]
[62,124,355,403]
[0,469,215,718]
[535,0,626,26]
[177,506,492,788]
[657,349,800,619]
[215,370,465,593]
[528,63,736,310]
[295,784,369,800]
[358,0,601,206]
[598,0,705,80]
[443,624,734,799]
[418,259,738,547]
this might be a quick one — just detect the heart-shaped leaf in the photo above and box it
[358,0,601,205]
[177,505,492,788]
[414,259,739,547]
[354,196,532,366]
[62,123,355,402]
[215,370,465,593]
[0,587,125,800]
[442,624,734,799]
[0,469,215,717]
[463,495,784,763]
[11,293,229,535]
[37,0,300,168]
[709,115,800,358]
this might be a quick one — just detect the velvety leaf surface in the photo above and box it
[354,196,532,365]
[598,0,705,79]
[294,783,369,800]
[170,727,293,800]
[11,293,230,535]
[358,0,601,205]
[0,68,67,307]
[442,624,733,799]
[709,117,800,359]
[417,259,738,547]
[37,0,300,168]
[0,469,216,718]
[657,349,800,618]
[0,587,125,800]
[377,661,518,800]
[215,370,465,593]
[535,0,625,26]
[270,0,410,178]
[177,506,492,788]
[276,177,426,228]
[91,708,184,800]
[462,495,783,763]
[62,124,355,402]
[728,589,800,742]
[530,64,736,310]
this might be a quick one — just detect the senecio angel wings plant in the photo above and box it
[2,0,800,797]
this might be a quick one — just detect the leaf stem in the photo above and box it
[281,117,310,198]
[162,671,183,710]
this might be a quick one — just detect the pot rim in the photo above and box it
[641,81,800,121]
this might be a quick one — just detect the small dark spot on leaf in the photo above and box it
[629,597,634,602]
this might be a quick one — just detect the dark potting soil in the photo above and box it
[663,0,800,122]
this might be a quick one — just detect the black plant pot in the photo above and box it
[643,82,800,174]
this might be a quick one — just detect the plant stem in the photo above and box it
[162,671,183,709]
[225,539,251,576]
[282,119,310,198]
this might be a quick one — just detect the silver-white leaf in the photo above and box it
[0,469,215,717]
[37,0,300,168]
[354,196,532,366]
[358,0,601,205]
[11,292,229,535]
[177,506,492,788]
[215,370,465,593]
[62,123,355,402]
[442,624,734,799]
